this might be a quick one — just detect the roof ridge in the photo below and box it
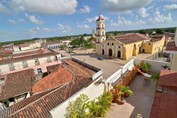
[8,83,70,117]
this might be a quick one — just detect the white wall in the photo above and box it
[0,54,61,75]
[134,58,171,73]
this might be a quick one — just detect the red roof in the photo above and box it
[166,41,177,52]
[32,65,73,94]
[115,33,149,44]
[150,92,177,118]
[0,59,97,118]
[96,15,104,21]
[0,69,35,101]
[158,70,177,88]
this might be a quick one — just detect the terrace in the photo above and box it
[106,75,156,118]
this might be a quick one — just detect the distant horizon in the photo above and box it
[0,26,175,43]
[0,0,177,42]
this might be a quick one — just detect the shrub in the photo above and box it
[151,73,160,81]
[140,61,151,73]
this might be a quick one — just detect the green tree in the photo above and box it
[155,29,164,34]
[139,30,147,34]
[65,94,90,118]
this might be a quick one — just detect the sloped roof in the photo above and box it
[166,41,177,52]
[150,35,164,42]
[0,59,95,118]
[32,65,73,94]
[0,69,35,101]
[150,92,177,118]
[158,70,177,88]
[114,33,149,44]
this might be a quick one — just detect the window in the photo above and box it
[37,68,43,74]
[119,46,120,48]
[108,43,109,45]
[149,43,151,45]
[35,59,40,66]
[9,63,15,71]
[22,61,28,68]
[112,43,114,46]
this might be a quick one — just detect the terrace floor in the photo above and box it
[105,75,156,118]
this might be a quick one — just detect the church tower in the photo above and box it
[96,14,106,43]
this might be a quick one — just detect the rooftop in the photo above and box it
[0,69,35,101]
[0,51,59,65]
[158,70,177,88]
[150,35,164,42]
[150,92,177,118]
[166,41,177,52]
[114,33,149,44]
[32,65,73,94]
[0,59,96,118]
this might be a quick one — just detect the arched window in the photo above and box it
[102,31,104,36]
[108,43,109,45]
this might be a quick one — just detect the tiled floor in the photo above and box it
[105,75,156,118]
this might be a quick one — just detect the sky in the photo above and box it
[0,0,177,42]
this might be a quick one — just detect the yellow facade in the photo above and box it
[143,36,165,54]
[171,54,177,71]
[96,36,165,60]
[96,39,146,60]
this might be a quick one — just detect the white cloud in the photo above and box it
[17,18,24,22]
[102,0,152,12]
[86,15,109,22]
[79,5,91,14]
[0,3,8,13]
[138,8,149,18]
[3,0,77,15]
[8,19,16,24]
[43,28,53,32]
[110,16,146,27]
[164,4,177,11]
[25,13,44,25]
[57,23,71,33]
[77,23,90,29]
[28,27,40,33]
[149,11,172,24]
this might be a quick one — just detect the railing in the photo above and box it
[106,69,122,84]
[92,70,103,81]
[122,59,135,74]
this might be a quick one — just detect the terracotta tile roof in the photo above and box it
[115,33,149,44]
[32,65,73,94]
[150,35,164,42]
[166,41,177,52]
[46,64,60,73]
[19,44,30,47]
[158,70,177,88]
[0,59,95,118]
[0,69,35,101]
[12,49,46,58]
[0,49,13,55]
[0,52,58,65]
[150,92,177,118]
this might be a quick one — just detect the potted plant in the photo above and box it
[151,73,160,81]
[140,61,151,73]
[119,85,133,98]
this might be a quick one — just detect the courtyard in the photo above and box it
[105,75,156,118]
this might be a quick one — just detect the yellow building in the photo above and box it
[166,28,177,71]
[143,35,165,54]
[95,15,166,60]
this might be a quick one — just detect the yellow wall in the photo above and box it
[143,36,165,54]
[171,54,177,71]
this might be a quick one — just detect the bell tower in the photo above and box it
[96,14,106,43]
